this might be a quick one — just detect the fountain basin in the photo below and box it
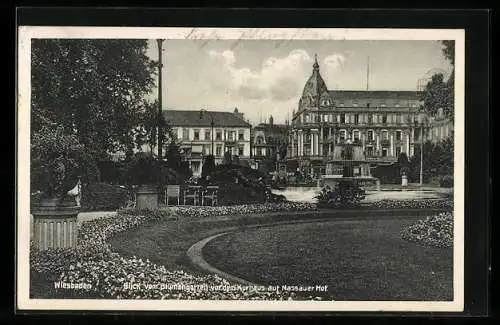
[319,175,380,191]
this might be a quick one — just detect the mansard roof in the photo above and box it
[328,90,421,100]
[162,109,251,128]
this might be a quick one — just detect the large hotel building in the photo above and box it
[287,56,453,178]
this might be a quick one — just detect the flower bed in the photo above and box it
[400,212,453,248]
[366,199,453,210]
[30,202,318,300]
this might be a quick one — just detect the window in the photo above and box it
[216,130,222,141]
[366,146,373,157]
[367,130,374,142]
[382,114,387,124]
[354,114,359,124]
[256,135,264,145]
[353,130,360,142]
[382,130,389,140]
[368,114,373,124]
[204,145,211,155]
[396,130,402,141]
[256,148,262,156]
[204,130,211,141]
[382,148,388,157]
[227,131,234,141]
[396,146,402,157]
[340,113,346,124]
[183,128,189,140]
[380,100,386,107]
[193,130,200,140]
[216,145,222,157]
[353,100,358,107]
[226,146,233,155]
[238,130,244,141]
[339,130,346,142]
[238,146,244,156]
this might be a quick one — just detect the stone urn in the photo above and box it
[31,197,80,250]
[135,184,159,210]
[401,173,408,189]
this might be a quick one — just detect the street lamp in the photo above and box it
[415,111,428,187]
[157,39,165,188]
[199,109,215,156]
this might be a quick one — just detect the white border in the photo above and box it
[17,27,465,312]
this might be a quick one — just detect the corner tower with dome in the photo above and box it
[287,54,430,181]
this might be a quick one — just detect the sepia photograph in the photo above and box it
[17,27,464,312]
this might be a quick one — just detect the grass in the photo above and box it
[109,212,452,301]
[203,217,453,301]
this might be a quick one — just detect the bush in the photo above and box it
[81,182,128,211]
[439,175,454,188]
[315,180,366,208]
[123,152,165,185]
[401,212,453,248]
[31,124,96,200]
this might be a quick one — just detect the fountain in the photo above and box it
[319,138,380,191]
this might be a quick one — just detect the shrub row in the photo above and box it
[400,212,453,248]
[31,202,319,300]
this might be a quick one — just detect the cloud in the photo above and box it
[204,49,347,123]
[207,49,314,102]
[323,53,346,70]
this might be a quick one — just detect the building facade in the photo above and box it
[288,55,448,179]
[250,115,289,173]
[163,108,252,176]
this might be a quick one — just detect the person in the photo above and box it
[67,177,82,207]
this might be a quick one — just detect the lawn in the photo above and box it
[202,217,453,301]
[109,212,452,301]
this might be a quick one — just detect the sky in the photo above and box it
[145,39,452,125]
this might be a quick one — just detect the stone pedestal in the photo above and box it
[136,185,159,210]
[31,198,79,250]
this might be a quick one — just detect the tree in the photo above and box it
[31,39,157,160]
[420,40,455,119]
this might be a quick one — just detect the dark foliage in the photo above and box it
[315,180,366,208]
[439,175,454,188]
[31,39,156,160]
[31,124,97,200]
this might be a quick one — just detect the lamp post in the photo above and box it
[200,109,215,156]
[156,39,165,192]
[415,112,428,187]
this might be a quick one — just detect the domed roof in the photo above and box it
[300,54,330,108]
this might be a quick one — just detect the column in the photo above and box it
[298,130,303,156]
[291,132,295,157]
[410,128,415,156]
[376,132,380,155]
[310,131,314,156]
[390,133,394,157]
[319,127,324,156]
[406,132,410,154]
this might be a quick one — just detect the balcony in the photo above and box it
[380,139,391,147]
[365,156,397,163]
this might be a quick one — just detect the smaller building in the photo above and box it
[251,116,290,175]
[164,108,252,176]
